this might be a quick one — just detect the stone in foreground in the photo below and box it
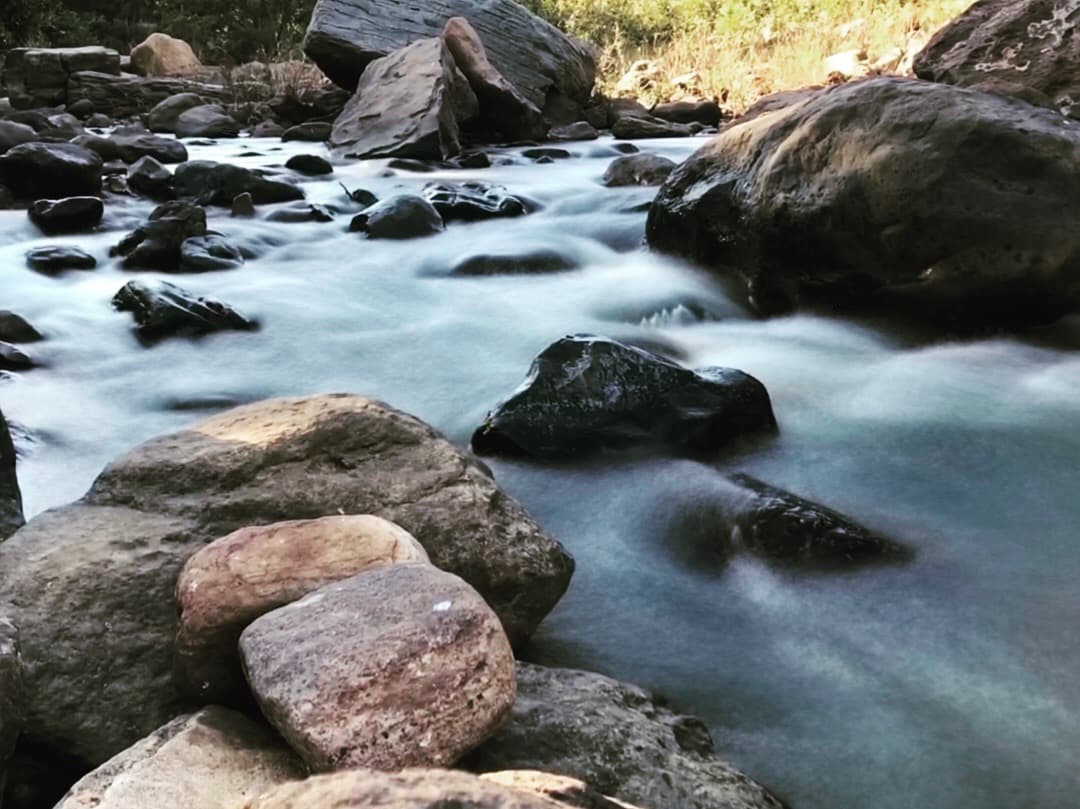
[54,707,304,809]
[112,279,258,338]
[472,334,777,458]
[176,515,429,701]
[0,142,103,199]
[0,409,24,540]
[240,564,516,771]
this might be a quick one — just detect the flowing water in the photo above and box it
[2,134,1079,809]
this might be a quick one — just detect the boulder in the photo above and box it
[611,115,696,139]
[652,100,724,127]
[28,196,104,235]
[281,122,332,142]
[114,133,188,164]
[265,203,334,223]
[442,16,546,141]
[0,343,35,372]
[549,121,598,141]
[421,181,529,221]
[468,663,787,809]
[0,121,36,154]
[0,409,23,540]
[0,312,42,343]
[284,153,333,175]
[240,564,516,772]
[67,72,230,120]
[53,707,304,809]
[252,120,286,138]
[450,249,577,277]
[0,394,571,766]
[147,93,208,132]
[178,235,245,272]
[176,515,428,701]
[329,37,478,160]
[472,335,777,458]
[0,619,22,783]
[111,200,207,270]
[173,160,304,206]
[112,279,257,338]
[130,34,203,78]
[127,155,175,200]
[647,77,1080,324]
[914,0,1080,117]
[350,195,445,239]
[25,245,98,273]
[175,104,240,139]
[232,192,256,217]
[0,142,102,198]
[3,47,119,108]
[304,0,596,121]
[601,154,676,187]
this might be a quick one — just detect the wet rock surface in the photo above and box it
[25,245,98,273]
[28,196,104,235]
[422,181,530,221]
[173,161,304,206]
[111,200,207,270]
[112,279,258,338]
[351,194,445,239]
[0,409,24,539]
[0,142,103,199]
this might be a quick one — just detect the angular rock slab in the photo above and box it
[54,707,304,809]
[176,515,429,700]
[0,395,570,766]
[329,37,478,160]
[469,663,787,809]
[240,564,516,771]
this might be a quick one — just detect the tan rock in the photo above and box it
[131,33,203,78]
[176,514,429,700]
[239,564,516,772]
[481,771,639,809]
[55,707,304,809]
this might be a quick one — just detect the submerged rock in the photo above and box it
[0,311,42,343]
[28,196,104,235]
[422,181,530,222]
[178,234,245,272]
[284,153,332,175]
[472,335,777,458]
[0,342,36,371]
[25,245,97,273]
[0,409,24,539]
[112,279,257,338]
[450,249,577,276]
[0,142,103,198]
[350,195,445,239]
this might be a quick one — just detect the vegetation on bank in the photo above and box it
[3,0,968,110]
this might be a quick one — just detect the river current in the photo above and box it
[2,134,1078,808]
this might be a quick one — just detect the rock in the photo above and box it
[449,149,493,168]
[421,181,529,222]
[647,77,1080,324]
[179,235,245,272]
[175,105,240,139]
[114,133,188,164]
[341,186,378,207]
[0,142,102,198]
[53,707,304,809]
[450,249,577,276]
[614,60,662,96]
[85,112,113,128]
[481,771,637,809]
[601,154,676,187]
[0,342,35,371]
[0,120,36,154]
[265,203,334,223]
[3,47,120,108]
[130,33,203,78]
[147,93,207,132]
[281,122,332,142]
[611,115,695,139]
[111,200,208,270]
[48,112,84,135]
[0,394,570,766]
[25,245,97,273]
[0,410,23,539]
[329,37,478,160]
[0,618,22,786]
[0,311,42,343]
[67,97,95,118]
[239,564,516,771]
[824,49,868,79]
[70,133,122,161]
[350,195,445,239]
[304,0,596,121]
[442,16,546,141]
[914,0,1080,117]
[112,279,257,338]
[66,72,230,120]
[468,663,786,809]
[28,196,104,235]
[719,473,914,566]
[173,161,304,206]
[549,121,598,141]
[128,155,174,200]
[268,86,350,127]
[652,100,724,127]
[232,192,256,217]
[471,335,777,458]
[252,120,286,138]
[284,153,332,175]
[176,515,428,701]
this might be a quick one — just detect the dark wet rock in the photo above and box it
[329,37,478,161]
[341,185,378,207]
[285,153,333,175]
[70,133,121,162]
[450,249,577,276]
[0,121,36,154]
[179,235,245,272]
[421,181,529,222]
[0,185,14,209]
[350,195,444,239]
[0,409,24,539]
[0,142,102,199]
[612,115,696,139]
[653,100,725,127]
[147,93,207,133]
[266,203,334,223]
[252,120,286,138]
[0,311,42,343]
[0,342,35,371]
[472,334,777,458]
[25,245,98,274]
[720,473,914,566]
[173,160,304,206]
[111,200,208,270]
[0,618,22,783]
[3,46,119,108]
[648,77,1080,325]
[549,121,599,141]
[231,192,256,217]
[386,158,439,173]
[449,150,492,169]
[602,153,677,187]
[28,196,103,235]
[267,86,351,127]
[66,72,229,121]
[613,142,640,154]
[66,98,95,118]
[114,133,188,164]
[127,155,174,200]
[112,279,257,338]
[523,147,570,160]
[282,122,332,142]
[84,113,113,128]
[174,105,240,139]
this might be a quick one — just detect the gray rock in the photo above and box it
[25,245,97,273]
[114,133,188,164]
[179,235,244,272]
[0,342,36,372]
[147,93,207,132]
[653,100,724,127]
[0,142,102,198]
[450,249,577,277]
[0,618,22,784]
[112,279,257,338]
[173,160,304,206]
[28,196,103,235]
[0,410,23,539]
[0,311,42,343]
[350,194,445,239]
[3,47,119,108]
[549,121,598,141]
[174,105,240,139]
[281,122,332,142]
[127,155,174,200]
[611,114,696,139]
[602,154,676,187]
[67,72,229,120]
[0,121,36,154]
[111,200,207,270]
[252,120,285,138]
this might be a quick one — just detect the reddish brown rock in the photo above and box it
[130,33,203,78]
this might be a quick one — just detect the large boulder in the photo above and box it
[130,33,203,78]
[2,47,119,108]
[0,409,23,540]
[472,335,777,458]
[329,37,478,160]
[304,0,596,121]
[914,0,1080,117]
[0,142,102,198]
[469,663,787,809]
[350,195,445,239]
[67,72,230,119]
[112,279,258,339]
[28,196,104,235]
[240,564,516,771]
[176,515,429,700]
[647,77,1080,325]
[0,395,572,766]
[53,707,304,809]
[148,93,208,133]
[173,160,304,206]
[174,104,241,139]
